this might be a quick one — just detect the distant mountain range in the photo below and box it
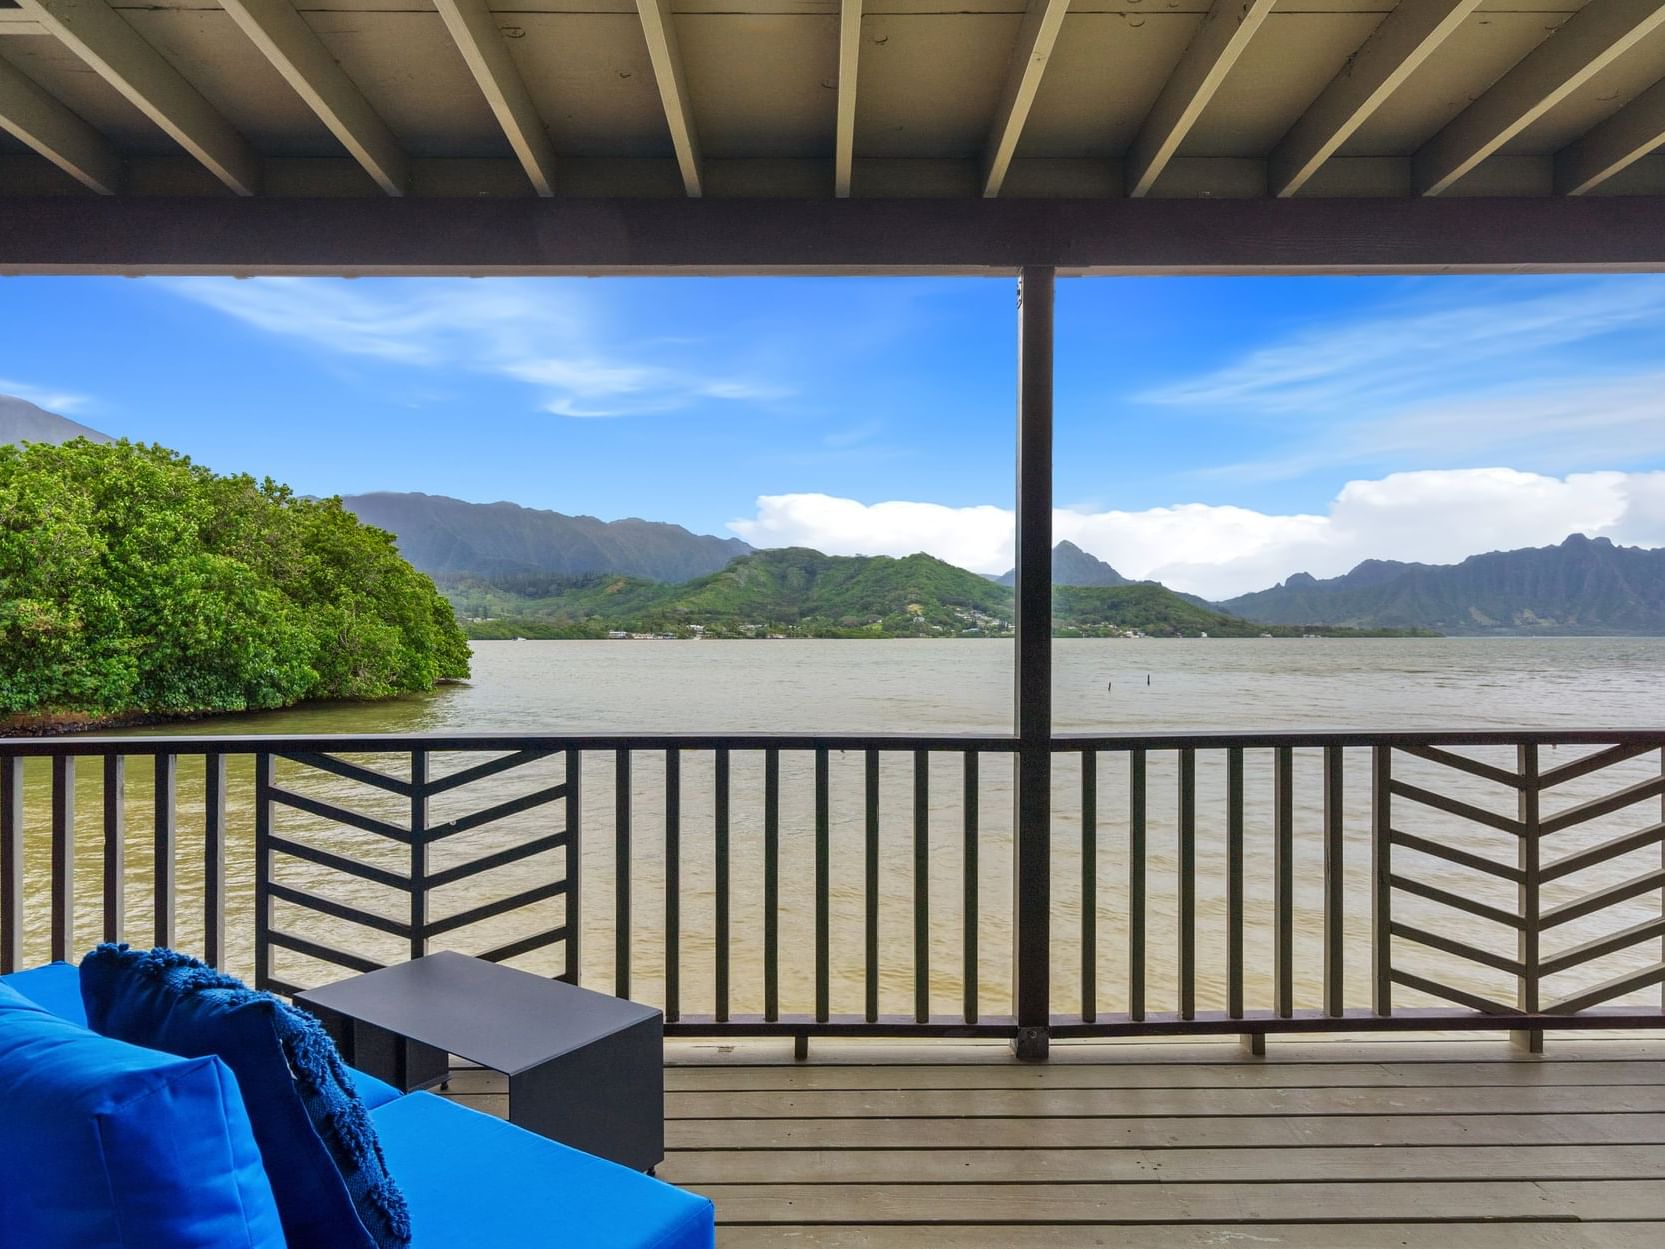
[997,540,1131,588]
[341,492,752,584]
[0,395,109,446]
[1219,534,1665,634]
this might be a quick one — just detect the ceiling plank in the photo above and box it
[980,0,1070,198]
[1414,0,1665,197]
[1270,0,1482,199]
[16,0,258,195]
[636,0,702,197]
[1126,0,1276,199]
[834,0,860,198]
[0,52,119,192]
[433,0,556,197]
[219,0,407,196]
[1557,76,1665,195]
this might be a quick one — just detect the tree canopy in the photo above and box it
[0,439,470,720]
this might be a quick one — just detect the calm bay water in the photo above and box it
[14,637,1665,1022]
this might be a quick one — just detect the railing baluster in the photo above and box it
[1372,744,1392,1016]
[1178,746,1196,1021]
[1129,746,1146,1023]
[963,749,979,1026]
[203,753,225,968]
[410,751,428,963]
[103,756,125,944]
[153,753,175,948]
[51,755,74,963]
[254,753,273,989]
[1323,744,1343,1018]
[913,748,930,1024]
[664,748,680,1022]
[815,746,830,1024]
[615,749,631,998]
[1275,744,1294,1019]
[764,747,779,1023]
[1080,750,1096,1023]
[1227,745,1244,1020]
[1515,743,1542,1052]
[864,749,879,1024]
[563,748,581,985]
[0,757,19,973]
[714,746,730,1023]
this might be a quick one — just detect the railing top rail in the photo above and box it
[1053,727,1665,750]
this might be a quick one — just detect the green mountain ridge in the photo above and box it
[1220,533,1665,634]
[453,548,1431,640]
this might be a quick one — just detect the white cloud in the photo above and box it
[158,278,789,418]
[0,377,91,414]
[730,468,1665,600]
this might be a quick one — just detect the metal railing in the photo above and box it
[2,729,1662,1048]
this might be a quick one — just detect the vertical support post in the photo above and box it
[1322,744,1344,1018]
[815,745,830,1023]
[103,755,125,944]
[153,753,175,948]
[714,746,730,1023]
[863,748,879,1024]
[0,757,20,974]
[410,751,428,963]
[203,753,226,968]
[764,746,780,1022]
[1513,743,1542,1053]
[1371,745,1392,1017]
[964,749,980,1026]
[615,749,631,999]
[1274,744,1294,1021]
[253,753,273,990]
[664,748,681,1021]
[912,748,929,1025]
[1079,751,1095,1024]
[51,755,74,963]
[1012,263,1054,1061]
[1177,746,1196,1021]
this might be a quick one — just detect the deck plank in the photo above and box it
[714,1225,1665,1248]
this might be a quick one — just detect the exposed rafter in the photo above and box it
[1415,0,1665,197]
[1126,0,1276,198]
[1271,0,1481,198]
[219,0,407,196]
[0,51,119,192]
[980,0,1070,198]
[433,0,556,197]
[16,0,258,195]
[635,0,702,197]
[834,0,861,198]
[1557,76,1665,195]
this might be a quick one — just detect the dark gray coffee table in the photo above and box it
[296,951,663,1172]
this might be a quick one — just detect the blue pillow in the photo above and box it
[81,945,411,1249]
[0,980,286,1249]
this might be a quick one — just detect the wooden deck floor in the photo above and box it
[441,1034,1665,1247]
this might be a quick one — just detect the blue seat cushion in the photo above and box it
[1,957,400,1107]
[373,1092,714,1249]
[0,981,287,1249]
[1,959,86,1024]
[81,944,411,1249]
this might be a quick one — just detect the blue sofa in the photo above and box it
[1,961,715,1249]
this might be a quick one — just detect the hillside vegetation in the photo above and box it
[450,548,1430,640]
[0,440,469,725]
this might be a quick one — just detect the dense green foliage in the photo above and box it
[448,548,1431,640]
[0,440,470,721]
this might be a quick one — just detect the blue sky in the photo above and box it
[5,272,1665,598]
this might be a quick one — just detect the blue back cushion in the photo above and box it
[0,981,287,1249]
[0,959,88,1024]
[81,945,412,1249]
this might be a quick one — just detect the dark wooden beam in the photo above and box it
[1012,264,1053,1061]
[3,195,1665,276]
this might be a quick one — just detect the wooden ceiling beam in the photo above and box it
[434,0,556,197]
[980,0,1071,198]
[636,0,702,197]
[1126,0,1276,198]
[0,52,119,193]
[834,0,860,198]
[1557,76,1665,195]
[219,0,407,196]
[1415,0,1665,197]
[1271,0,1481,199]
[16,0,258,195]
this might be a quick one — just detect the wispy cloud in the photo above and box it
[0,377,92,414]
[1142,279,1665,476]
[157,278,793,419]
